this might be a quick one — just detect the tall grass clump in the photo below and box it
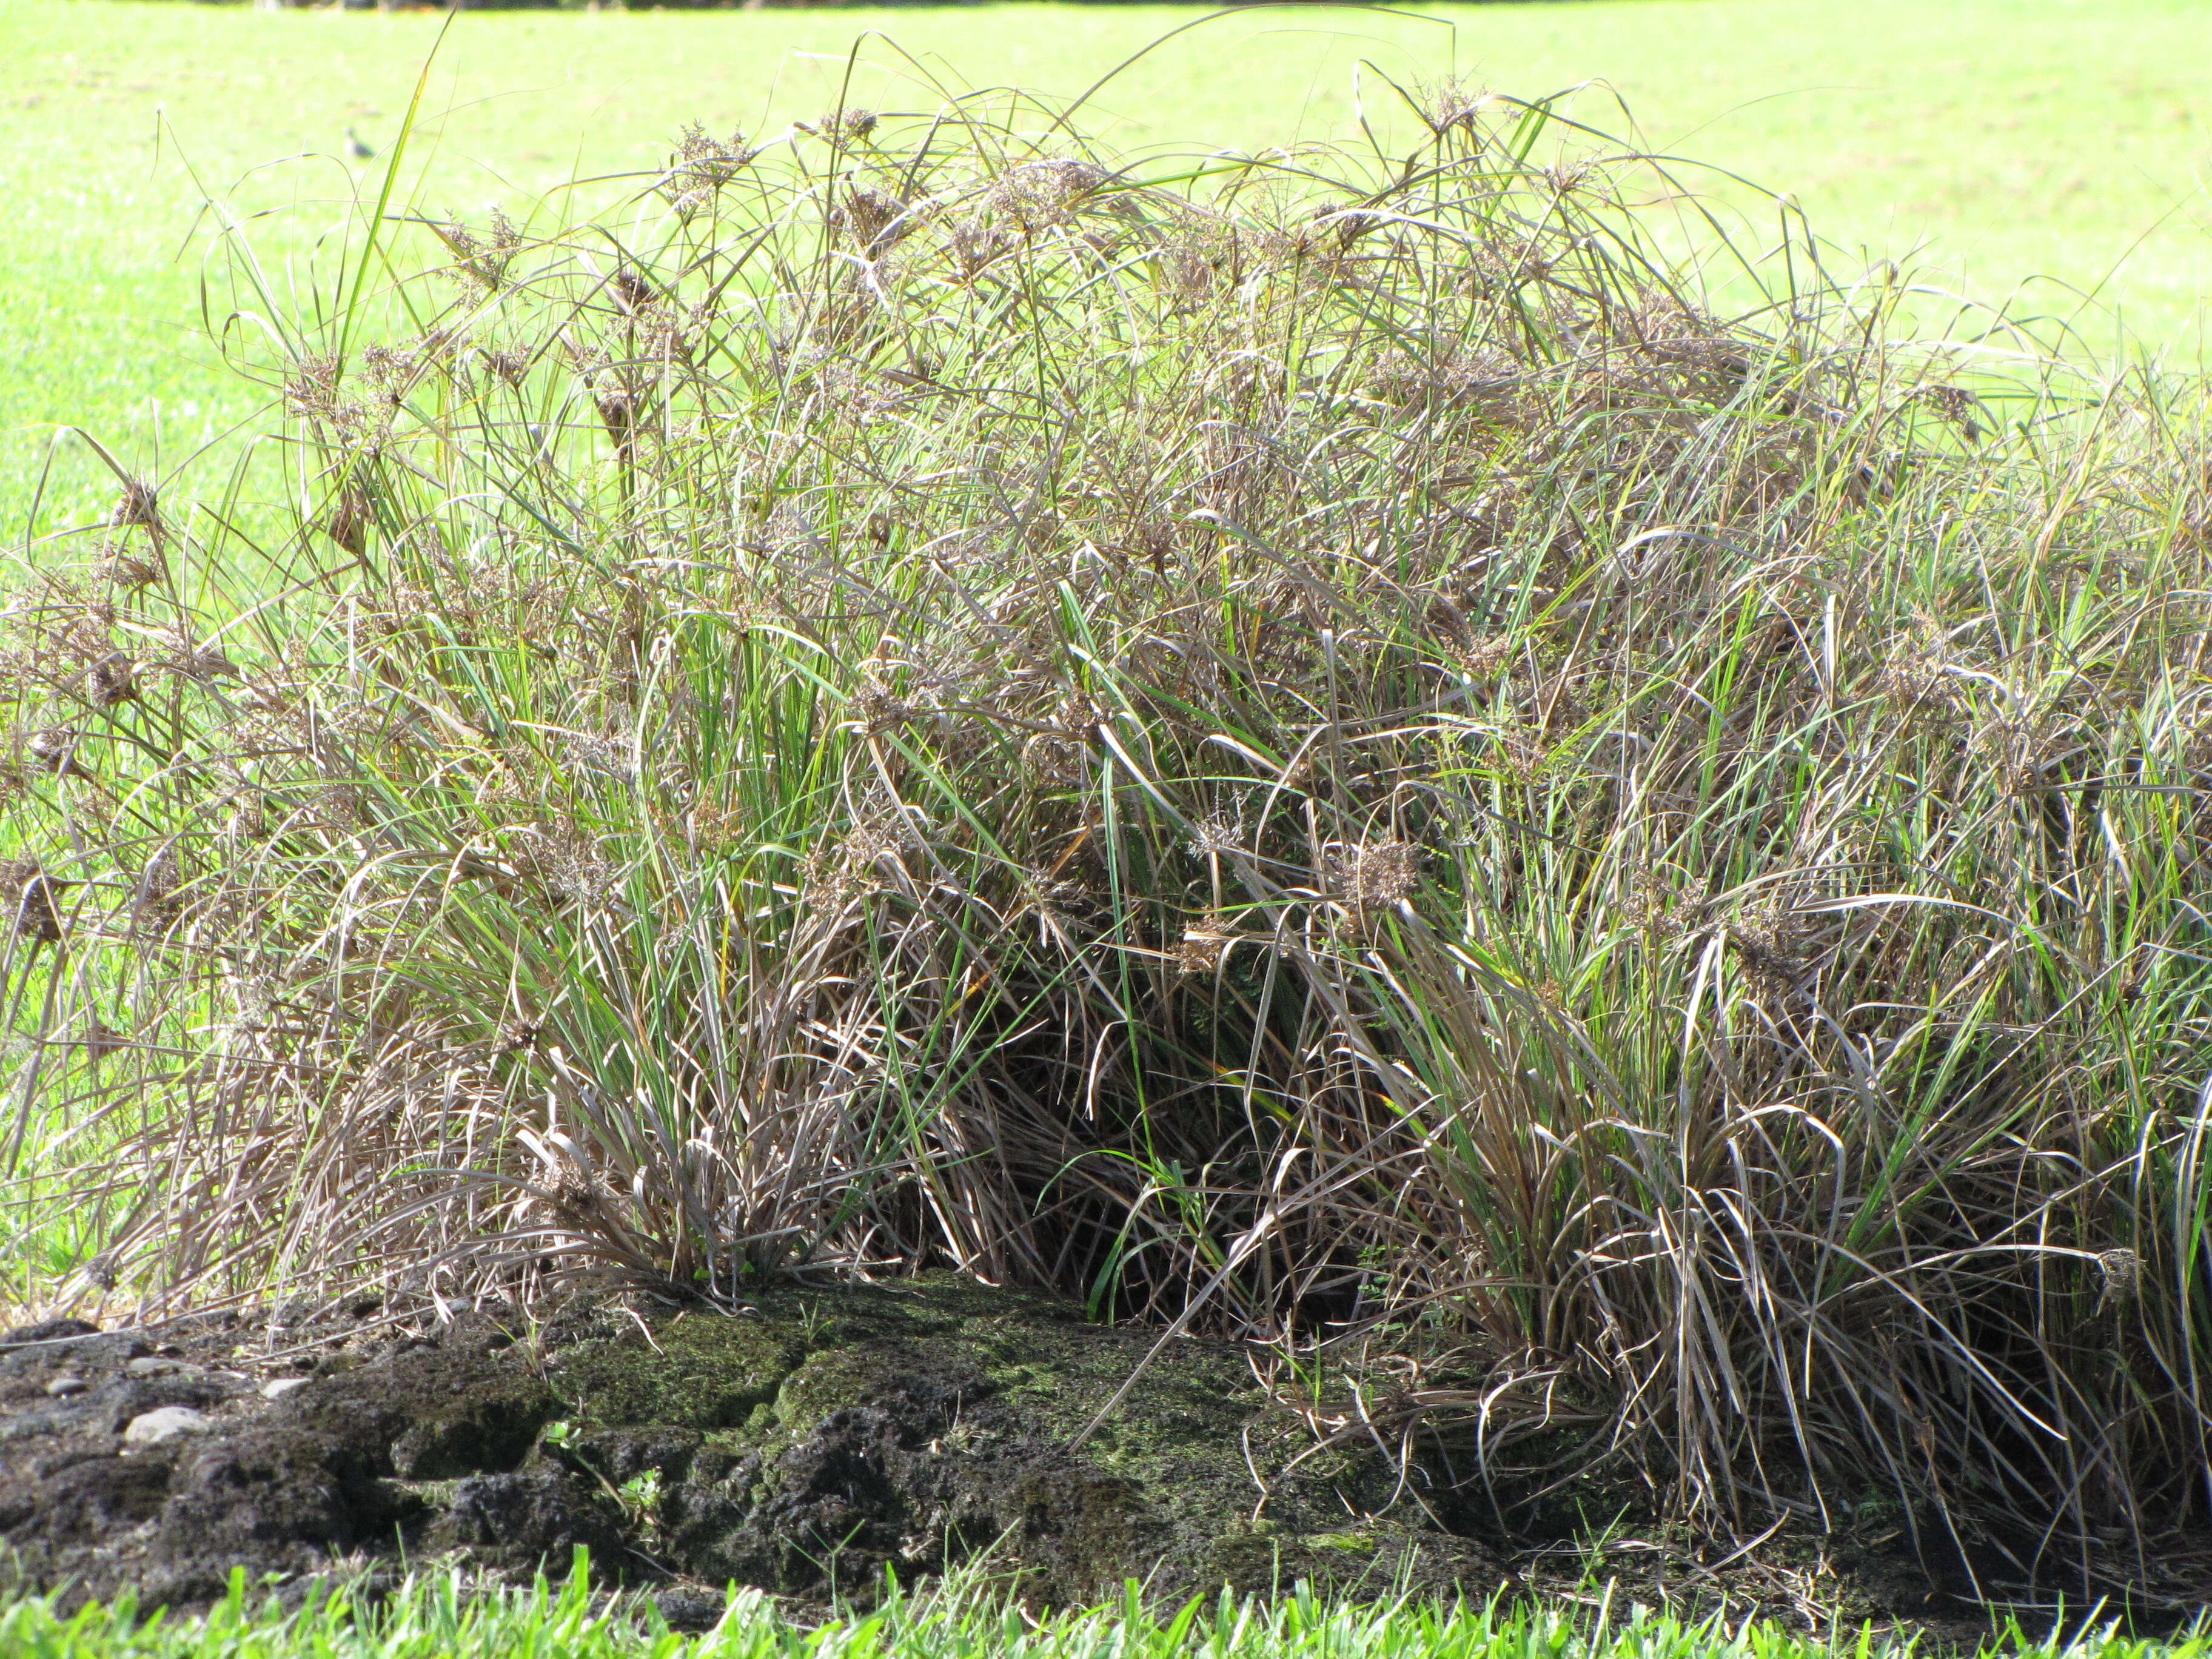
[5,81,2212,1580]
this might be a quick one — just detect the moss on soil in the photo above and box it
[540,1275,1500,1606]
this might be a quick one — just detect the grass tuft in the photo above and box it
[1,1558,2205,1659]
[4,77,2212,1583]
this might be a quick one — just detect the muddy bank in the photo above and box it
[10,1276,2171,1635]
[0,1277,1504,1618]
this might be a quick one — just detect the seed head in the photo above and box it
[1624,866,1695,942]
[850,679,911,737]
[1455,634,1516,684]
[1726,907,1815,997]
[661,125,757,219]
[948,216,1011,280]
[97,541,167,593]
[986,159,1112,232]
[610,266,655,316]
[109,479,165,541]
[26,726,87,778]
[1187,815,1241,859]
[1418,76,1491,136]
[86,652,138,709]
[1369,346,1517,412]
[1877,649,1962,720]
[434,209,522,290]
[1917,382,1983,443]
[484,346,534,388]
[1177,920,1237,976]
[358,343,415,395]
[819,107,879,146]
[1543,161,1593,196]
[325,488,372,557]
[4,859,73,943]
[2096,1246,2141,1310]
[286,352,343,422]
[838,184,910,255]
[1329,837,1420,911]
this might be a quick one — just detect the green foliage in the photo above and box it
[0,1559,2204,1659]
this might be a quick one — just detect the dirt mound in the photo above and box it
[0,1278,1506,1617]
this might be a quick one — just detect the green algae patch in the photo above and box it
[1300,1532,1381,1553]
[550,1309,805,1432]
[527,1276,1507,1608]
[773,1344,923,1438]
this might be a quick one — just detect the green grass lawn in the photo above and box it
[2,1564,2202,1659]
[1,0,2208,535]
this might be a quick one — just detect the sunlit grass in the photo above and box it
[2,1561,2204,1659]
[4,0,2211,534]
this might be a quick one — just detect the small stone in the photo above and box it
[261,1376,311,1400]
[126,1356,204,1379]
[654,1589,728,1634]
[123,1406,211,1446]
[45,1374,89,1398]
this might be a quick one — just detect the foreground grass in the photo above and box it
[1,1569,2200,1659]
[5,0,2212,533]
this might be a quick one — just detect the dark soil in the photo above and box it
[1,1277,2185,1634]
[0,1278,1506,1618]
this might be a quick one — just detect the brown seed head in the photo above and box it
[110,479,165,540]
[839,184,910,255]
[1177,922,1236,976]
[610,267,654,316]
[1330,838,1419,911]
[821,107,879,145]
[662,125,756,219]
[1917,382,1984,442]
[1418,76,1490,136]
[87,653,138,709]
[286,352,343,423]
[2096,1246,2141,1309]
[97,541,167,593]
[484,346,534,387]
[26,726,87,778]
[1726,907,1816,997]
[5,859,73,942]
[325,488,372,557]
[850,680,911,736]
[435,211,520,290]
